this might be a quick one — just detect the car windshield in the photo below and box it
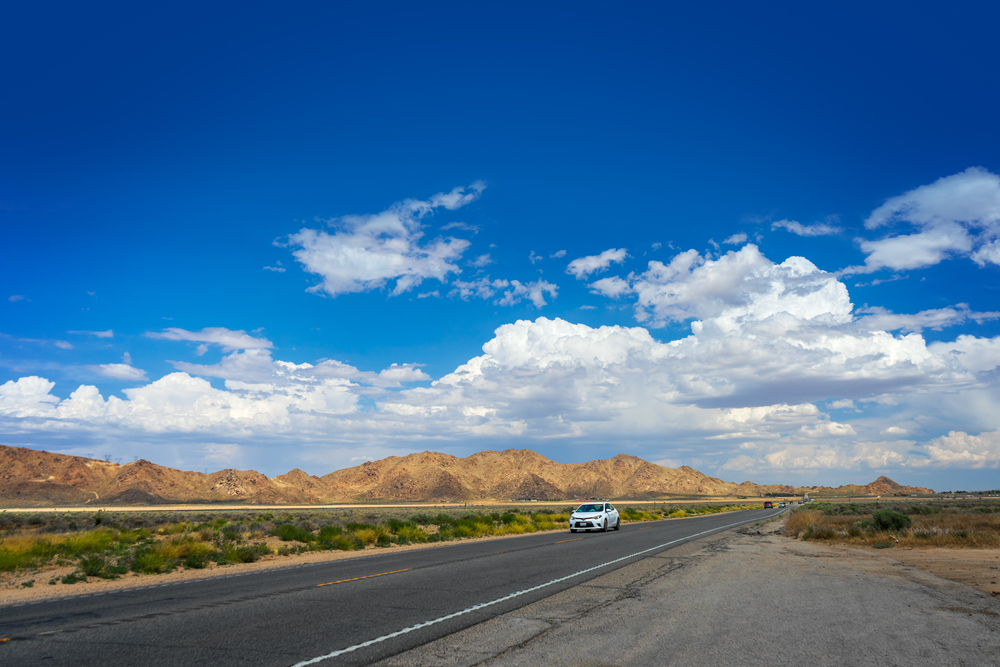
[576,504,604,513]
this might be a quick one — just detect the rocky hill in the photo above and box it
[801,475,934,497]
[0,444,933,506]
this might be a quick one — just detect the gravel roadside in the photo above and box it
[376,519,1000,667]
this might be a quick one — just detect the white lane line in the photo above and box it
[290,515,757,666]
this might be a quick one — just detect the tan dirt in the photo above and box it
[816,543,1000,598]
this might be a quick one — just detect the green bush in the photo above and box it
[871,509,912,532]
[272,523,315,542]
[318,525,343,540]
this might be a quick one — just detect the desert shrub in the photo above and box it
[669,510,687,518]
[184,553,208,568]
[345,522,377,532]
[871,509,912,533]
[873,541,893,549]
[221,524,244,541]
[272,524,314,543]
[62,572,82,584]
[227,544,270,563]
[353,528,381,545]
[79,555,107,577]
[847,523,862,537]
[908,504,939,515]
[804,525,835,540]
[132,548,170,573]
[393,525,427,543]
[318,525,342,540]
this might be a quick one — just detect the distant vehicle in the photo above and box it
[764,501,773,509]
[569,502,620,533]
[778,502,786,507]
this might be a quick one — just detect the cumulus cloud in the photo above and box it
[858,304,1000,333]
[6,241,1000,479]
[845,167,1000,273]
[771,219,842,236]
[566,248,628,279]
[919,430,1000,468]
[592,244,852,330]
[723,233,748,245]
[146,327,273,352]
[588,276,632,299]
[285,183,484,297]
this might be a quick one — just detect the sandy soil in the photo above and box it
[818,543,1000,598]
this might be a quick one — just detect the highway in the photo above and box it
[0,508,782,666]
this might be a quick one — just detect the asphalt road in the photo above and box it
[1,508,782,666]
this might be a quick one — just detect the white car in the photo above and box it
[569,502,620,533]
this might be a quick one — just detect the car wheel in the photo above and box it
[614,519,620,531]
[570,528,576,533]
[602,519,608,532]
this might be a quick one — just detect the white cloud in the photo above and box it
[6,241,1000,479]
[54,341,73,350]
[528,251,542,265]
[285,183,484,297]
[470,254,493,268]
[566,248,628,279]
[93,363,148,381]
[550,250,567,258]
[771,219,842,236]
[723,233,748,245]
[495,280,558,308]
[449,277,510,301]
[440,221,480,233]
[8,295,26,302]
[845,167,1000,273]
[588,276,632,299]
[146,327,273,352]
[919,430,1000,468]
[417,290,440,299]
[600,244,852,330]
[263,266,286,272]
[858,304,1000,333]
[69,329,114,338]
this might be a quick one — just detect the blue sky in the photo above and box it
[3,2,1000,491]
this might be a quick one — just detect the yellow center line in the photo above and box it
[554,538,583,544]
[317,568,410,587]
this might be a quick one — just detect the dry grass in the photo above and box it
[786,502,1000,549]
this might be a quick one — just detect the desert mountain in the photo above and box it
[0,444,933,506]
[801,475,933,497]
